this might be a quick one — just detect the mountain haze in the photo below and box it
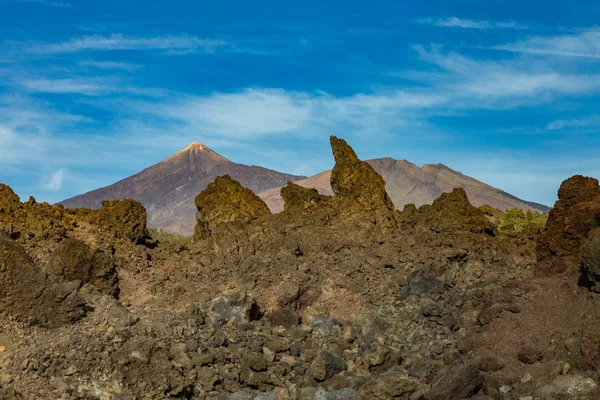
[259,158,549,213]
[60,143,306,232]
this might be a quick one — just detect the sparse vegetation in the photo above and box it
[497,208,548,233]
[148,228,193,248]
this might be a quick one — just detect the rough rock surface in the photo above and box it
[424,363,483,400]
[536,175,600,276]
[0,184,20,213]
[399,188,495,234]
[329,136,394,212]
[581,233,600,289]
[0,233,88,327]
[45,238,119,297]
[88,199,149,243]
[280,182,330,213]
[0,193,73,242]
[194,175,271,241]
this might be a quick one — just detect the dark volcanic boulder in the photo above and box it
[0,233,88,327]
[194,175,271,241]
[536,175,600,276]
[424,363,483,400]
[45,238,119,297]
[90,199,149,243]
[309,350,347,381]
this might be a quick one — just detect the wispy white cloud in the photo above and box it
[0,0,71,7]
[17,77,108,95]
[13,76,166,97]
[78,60,141,71]
[408,45,600,106]
[123,88,445,143]
[25,34,227,55]
[419,17,527,30]
[103,44,600,144]
[546,114,600,130]
[45,168,66,190]
[494,28,600,58]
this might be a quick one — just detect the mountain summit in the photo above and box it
[60,143,306,232]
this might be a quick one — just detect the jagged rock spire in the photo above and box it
[329,136,395,211]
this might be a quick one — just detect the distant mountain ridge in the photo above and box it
[60,143,306,232]
[61,143,549,236]
[258,157,550,214]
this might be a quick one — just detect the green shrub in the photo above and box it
[148,228,193,248]
[497,208,548,233]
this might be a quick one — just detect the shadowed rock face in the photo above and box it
[0,233,88,328]
[45,238,119,297]
[536,175,600,276]
[194,175,271,241]
[581,228,600,289]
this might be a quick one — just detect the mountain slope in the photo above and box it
[61,143,306,231]
[258,157,549,213]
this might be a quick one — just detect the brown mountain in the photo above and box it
[60,143,306,234]
[258,157,549,213]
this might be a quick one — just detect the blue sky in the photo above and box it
[1,0,599,207]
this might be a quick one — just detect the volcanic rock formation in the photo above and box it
[536,175,600,276]
[329,136,394,212]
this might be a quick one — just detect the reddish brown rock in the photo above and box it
[536,175,600,276]
[267,307,299,328]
